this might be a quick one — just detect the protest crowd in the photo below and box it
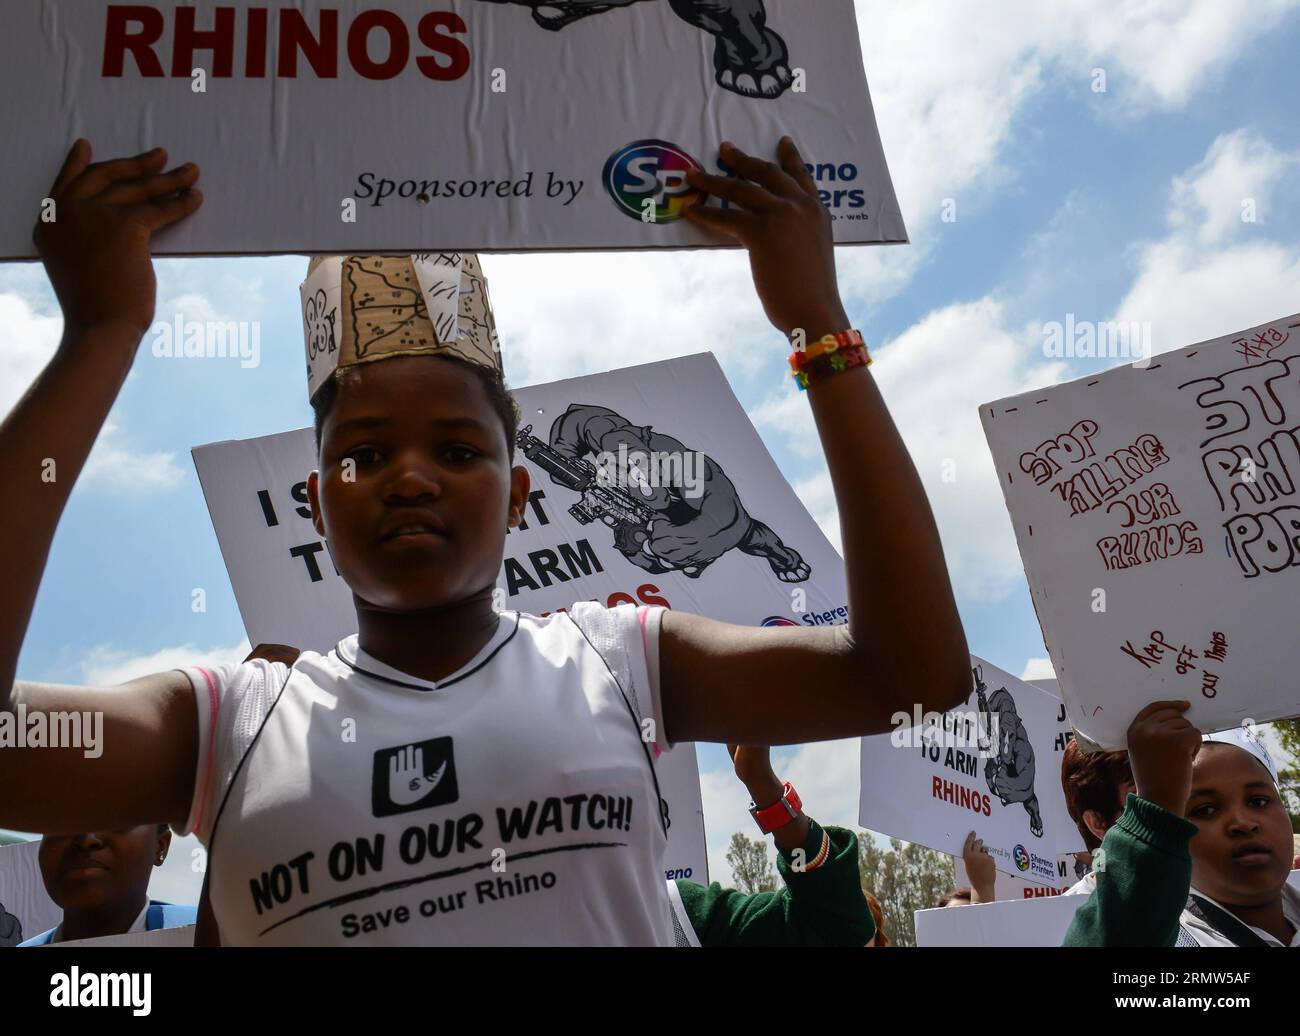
[0,4,1296,992]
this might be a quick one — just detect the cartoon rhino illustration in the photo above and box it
[477,0,794,98]
[974,666,1044,838]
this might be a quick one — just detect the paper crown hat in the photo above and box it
[300,253,501,400]
[1202,725,1280,786]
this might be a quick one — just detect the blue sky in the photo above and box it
[3,1,1300,899]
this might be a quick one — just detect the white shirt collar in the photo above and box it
[1188,883,1300,947]
[335,611,519,691]
[50,901,150,944]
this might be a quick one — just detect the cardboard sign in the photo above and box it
[953,853,1082,899]
[2,0,905,257]
[858,659,1083,883]
[917,871,1300,947]
[53,925,196,948]
[0,840,61,945]
[1032,676,1088,857]
[193,352,856,883]
[981,313,1300,749]
[915,892,1086,947]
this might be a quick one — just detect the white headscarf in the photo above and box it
[1201,724,1279,785]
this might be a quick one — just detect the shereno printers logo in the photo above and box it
[373,737,459,817]
[761,616,799,627]
[603,140,706,223]
[1013,844,1031,872]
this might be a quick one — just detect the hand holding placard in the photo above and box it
[1126,701,1201,817]
[33,140,202,342]
[684,137,849,341]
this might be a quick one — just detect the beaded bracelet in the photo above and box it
[791,329,866,369]
[792,342,871,391]
[802,829,832,872]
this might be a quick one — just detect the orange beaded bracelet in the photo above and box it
[788,330,871,390]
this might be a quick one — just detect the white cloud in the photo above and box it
[482,249,774,389]
[1115,130,1300,351]
[80,419,187,493]
[699,739,864,884]
[1020,657,1057,681]
[1168,130,1299,247]
[752,299,1068,601]
[699,763,760,883]
[0,291,187,494]
[79,639,250,687]
[0,292,63,420]
[847,0,1300,300]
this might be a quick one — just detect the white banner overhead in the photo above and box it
[2,0,905,257]
[981,313,1300,750]
[192,352,855,885]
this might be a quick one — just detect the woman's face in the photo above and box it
[1186,745,1293,907]
[309,356,529,612]
[38,826,164,912]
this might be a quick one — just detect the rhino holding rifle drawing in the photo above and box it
[974,666,1044,838]
[519,403,810,582]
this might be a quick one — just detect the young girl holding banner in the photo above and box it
[0,135,968,944]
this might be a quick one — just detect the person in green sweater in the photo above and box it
[667,744,875,947]
[1063,700,1298,947]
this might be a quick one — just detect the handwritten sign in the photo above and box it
[981,313,1300,749]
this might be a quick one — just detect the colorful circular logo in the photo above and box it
[1013,844,1030,871]
[602,139,706,223]
[761,616,799,627]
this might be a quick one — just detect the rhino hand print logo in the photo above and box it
[372,737,459,817]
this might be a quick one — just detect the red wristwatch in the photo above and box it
[749,782,802,833]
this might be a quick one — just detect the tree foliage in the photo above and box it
[1264,719,1300,832]
[725,831,776,894]
[857,832,955,947]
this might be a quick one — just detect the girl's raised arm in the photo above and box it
[0,141,204,832]
[657,136,970,745]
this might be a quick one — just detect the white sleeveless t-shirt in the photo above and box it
[175,604,676,946]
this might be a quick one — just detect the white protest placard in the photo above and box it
[193,352,855,884]
[858,659,1082,884]
[0,840,61,944]
[54,925,197,948]
[918,871,1300,946]
[981,313,1300,749]
[915,893,1085,947]
[2,0,905,257]
[1032,676,1088,858]
[953,854,1078,899]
